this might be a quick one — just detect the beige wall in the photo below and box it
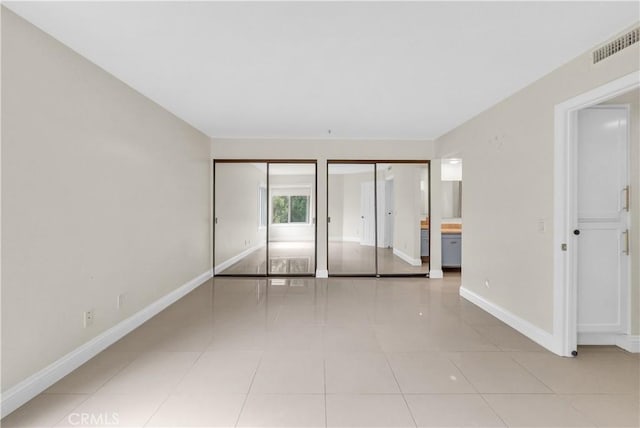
[436,25,640,334]
[211,139,436,273]
[601,89,640,334]
[1,8,211,391]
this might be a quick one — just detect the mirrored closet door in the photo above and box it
[327,161,430,277]
[214,160,317,277]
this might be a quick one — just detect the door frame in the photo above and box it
[326,159,431,278]
[212,159,318,277]
[553,71,639,356]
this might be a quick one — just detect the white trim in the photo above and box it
[460,286,556,352]
[392,248,422,266]
[577,333,640,353]
[429,269,443,279]
[315,269,329,278]
[616,335,640,353]
[553,71,640,357]
[0,269,213,418]
[214,242,265,274]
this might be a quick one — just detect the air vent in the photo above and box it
[593,27,639,64]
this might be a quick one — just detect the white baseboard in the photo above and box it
[214,243,264,274]
[392,248,422,266]
[617,335,640,353]
[578,332,640,353]
[0,269,213,418]
[459,286,556,353]
[429,269,443,278]
[315,269,329,278]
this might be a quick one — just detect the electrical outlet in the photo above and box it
[83,310,94,328]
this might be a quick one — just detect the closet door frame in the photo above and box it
[326,160,431,278]
[213,159,318,277]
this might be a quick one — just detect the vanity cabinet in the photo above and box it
[420,229,429,257]
[442,233,461,268]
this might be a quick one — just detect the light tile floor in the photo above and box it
[3,274,639,427]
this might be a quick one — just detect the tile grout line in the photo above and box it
[383,353,418,428]
[141,350,207,427]
[323,358,328,428]
[233,351,264,428]
[508,352,556,393]
[45,393,94,428]
[447,352,510,428]
[47,351,144,427]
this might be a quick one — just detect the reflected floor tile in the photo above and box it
[237,394,325,427]
[483,394,594,427]
[450,352,552,393]
[55,392,166,427]
[325,352,399,393]
[326,394,415,428]
[405,394,505,427]
[2,394,88,428]
[562,393,640,427]
[146,393,246,427]
[250,351,324,393]
[387,352,475,393]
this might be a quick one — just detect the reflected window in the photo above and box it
[270,188,311,224]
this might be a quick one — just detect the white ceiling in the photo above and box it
[5,1,639,140]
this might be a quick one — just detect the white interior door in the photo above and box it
[576,106,629,341]
[360,181,376,246]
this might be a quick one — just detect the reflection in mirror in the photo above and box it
[442,181,462,219]
[327,163,376,275]
[376,163,430,275]
[441,159,462,221]
[214,162,267,274]
[268,163,316,275]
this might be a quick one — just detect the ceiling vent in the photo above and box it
[593,27,639,64]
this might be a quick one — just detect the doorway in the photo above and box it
[213,160,317,277]
[553,71,639,357]
[326,160,430,277]
[576,104,631,345]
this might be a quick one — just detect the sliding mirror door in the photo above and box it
[376,163,430,275]
[214,162,267,275]
[268,163,317,275]
[327,163,376,275]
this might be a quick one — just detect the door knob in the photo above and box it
[573,229,580,235]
